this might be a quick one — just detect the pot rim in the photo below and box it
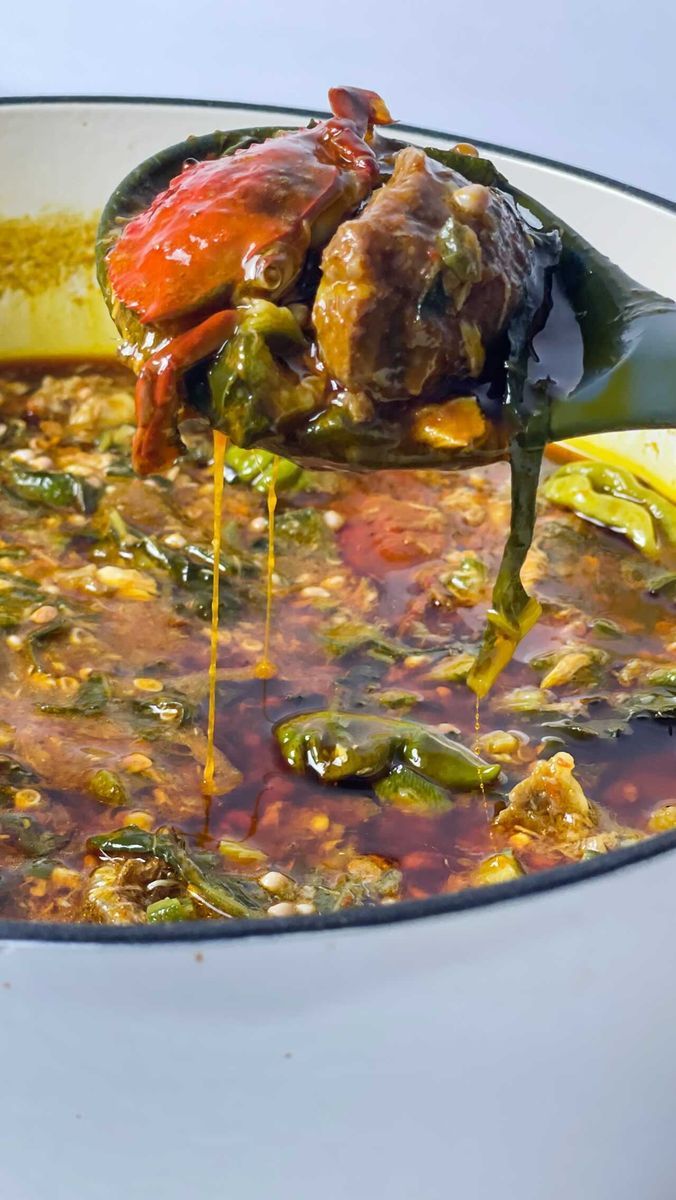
[1,93,674,945]
[3,93,675,214]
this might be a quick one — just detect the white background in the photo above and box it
[1,0,674,200]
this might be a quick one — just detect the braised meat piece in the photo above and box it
[312,146,533,400]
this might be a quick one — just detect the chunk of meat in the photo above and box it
[313,146,533,400]
[495,752,594,841]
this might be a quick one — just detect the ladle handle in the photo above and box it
[549,306,676,441]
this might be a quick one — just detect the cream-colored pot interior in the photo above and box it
[2,100,675,364]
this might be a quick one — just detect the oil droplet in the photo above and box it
[203,430,228,794]
[254,456,279,681]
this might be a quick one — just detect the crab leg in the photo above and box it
[320,88,394,184]
[132,310,237,475]
[328,87,393,133]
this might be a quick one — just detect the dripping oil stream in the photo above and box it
[254,455,279,683]
[203,430,228,795]
[473,694,487,806]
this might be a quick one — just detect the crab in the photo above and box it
[105,86,393,474]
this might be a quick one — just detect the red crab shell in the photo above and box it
[106,87,393,326]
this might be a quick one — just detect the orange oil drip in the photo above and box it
[474,694,486,802]
[254,456,279,680]
[203,430,228,793]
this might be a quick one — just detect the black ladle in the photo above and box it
[96,124,676,455]
[96,124,676,694]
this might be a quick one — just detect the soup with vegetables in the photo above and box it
[0,361,673,925]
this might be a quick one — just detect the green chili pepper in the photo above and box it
[554,462,676,542]
[543,461,676,556]
[89,825,152,856]
[398,726,500,790]
[277,712,394,780]
[374,762,453,813]
[274,711,499,809]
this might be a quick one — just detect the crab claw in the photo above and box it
[132,309,238,475]
[328,87,394,133]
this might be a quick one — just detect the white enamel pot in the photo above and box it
[0,99,675,1200]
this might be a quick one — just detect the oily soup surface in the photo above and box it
[0,363,674,924]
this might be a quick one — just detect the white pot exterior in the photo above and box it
[1,100,675,1200]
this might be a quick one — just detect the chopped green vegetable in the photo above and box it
[441,553,487,606]
[146,896,195,922]
[529,646,608,689]
[311,865,403,913]
[376,689,422,711]
[225,445,304,493]
[108,510,254,622]
[39,672,111,716]
[0,571,44,628]
[323,620,408,661]
[589,617,624,637]
[208,301,322,445]
[646,667,676,689]
[24,614,70,645]
[426,652,476,683]
[0,754,38,798]
[472,850,525,886]
[4,466,100,514]
[647,572,676,601]
[437,214,482,288]
[88,826,266,919]
[0,811,68,858]
[88,769,128,807]
[495,686,565,714]
[274,508,333,556]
